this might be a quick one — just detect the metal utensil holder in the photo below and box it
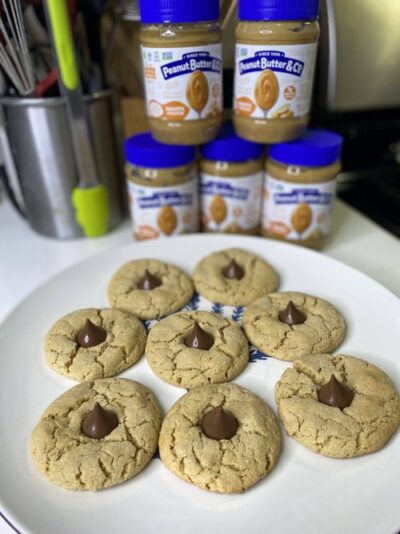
[1,90,125,238]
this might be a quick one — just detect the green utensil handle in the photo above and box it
[71,185,109,238]
[46,0,79,90]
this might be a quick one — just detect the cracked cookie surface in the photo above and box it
[243,292,346,361]
[159,383,281,493]
[275,354,400,458]
[146,311,249,388]
[30,378,161,490]
[108,259,194,320]
[45,308,147,381]
[192,248,279,306]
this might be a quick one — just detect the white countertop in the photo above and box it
[0,197,399,325]
[0,197,399,533]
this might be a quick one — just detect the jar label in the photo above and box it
[200,172,263,231]
[234,43,317,119]
[262,174,336,240]
[127,179,199,239]
[141,44,223,121]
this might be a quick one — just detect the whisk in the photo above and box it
[117,0,140,21]
[0,0,35,96]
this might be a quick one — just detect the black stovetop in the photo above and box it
[337,167,400,238]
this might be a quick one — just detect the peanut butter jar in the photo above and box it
[262,129,343,249]
[233,0,320,144]
[200,124,264,234]
[125,133,199,240]
[139,0,223,146]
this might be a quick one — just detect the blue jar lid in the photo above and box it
[200,124,264,162]
[269,129,343,167]
[125,133,195,168]
[139,0,220,24]
[239,0,320,21]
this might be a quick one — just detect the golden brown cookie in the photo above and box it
[243,291,346,361]
[275,354,400,458]
[145,311,249,388]
[159,383,281,493]
[30,378,161,490]
[108,259,194,320]
[45,308,147,382]
[193,248,279,306]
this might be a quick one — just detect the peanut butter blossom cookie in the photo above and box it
[192,248,279,306]
[108,259,194,320]
[45,308,147,381]
[243,291,346,361]
[145,311,249,388]
[159,383,281,493]
[275,354,400,458]
[30,378,161,490]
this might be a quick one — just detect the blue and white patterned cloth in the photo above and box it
[143,292,269,364]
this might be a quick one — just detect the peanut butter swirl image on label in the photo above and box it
[210,195,227,224]
[186,70,209,117]
[254,70,279,116]
[291,202,312,234]
[158,206,178,236]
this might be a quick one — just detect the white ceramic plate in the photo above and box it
[0,234,399,534]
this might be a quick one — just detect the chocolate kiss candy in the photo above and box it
[76,319,107,348]
[81,402,119,439]
[137,269,162,290]
[223,259,245,280]
[201,406,239,440]
[318,375,354,409]
[279,300,307,326]
[184,321,214,350]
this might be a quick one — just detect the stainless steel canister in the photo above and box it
[1,90,125,238]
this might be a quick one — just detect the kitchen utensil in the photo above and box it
[1,90,124,238]
[117,0,140,21]
[220,0,238,30]
[32,66,57,97]
[0,104,24,212]
[0,0,35,96]
[0,234,399,533]
[74,11,103,93]
[23,4,55,86]
[77,0,106,90]
[45,0,109,237]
